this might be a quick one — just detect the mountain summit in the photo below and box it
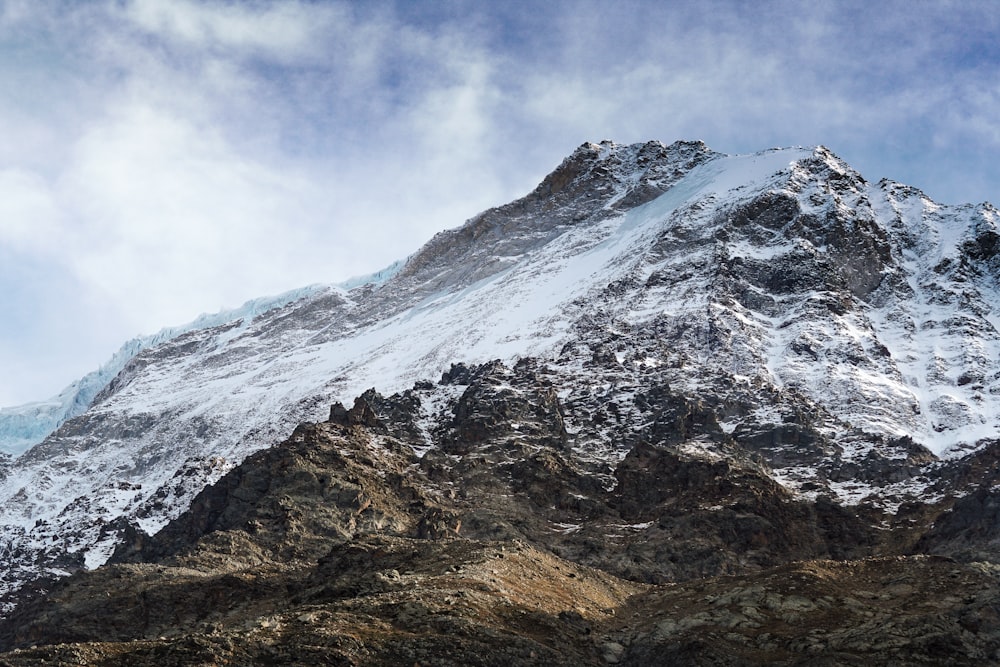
[2,139,1000,629]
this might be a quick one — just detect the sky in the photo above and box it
[0,0,998,406]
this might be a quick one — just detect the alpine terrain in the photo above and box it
[2,140,1000,665]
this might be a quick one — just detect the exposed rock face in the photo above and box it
[914,485,1000,562]
[442,361,569,452]
[397,140,720,290]
[2,367,1000,664]
[619,557,1000,666]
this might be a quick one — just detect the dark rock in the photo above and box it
[329,391,384,429]
[2,371,1000,665]
[442,361,568,454]
[914,486,1000,562]
[328,401,349,424]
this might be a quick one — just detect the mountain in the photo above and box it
[2,139,1000,663]
[0,259,414,459]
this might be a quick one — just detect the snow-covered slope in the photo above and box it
[2,139,999,606]
[0,286,326,457]
[0,260,411,457]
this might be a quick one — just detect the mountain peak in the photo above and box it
[535,139,720,206]
[394,140,719,292]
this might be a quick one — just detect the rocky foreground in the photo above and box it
[1,361,999,665]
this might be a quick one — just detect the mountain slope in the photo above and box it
[0,285,328,456]
[2,139,1000,608]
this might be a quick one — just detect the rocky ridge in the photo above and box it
[1,366,999,664]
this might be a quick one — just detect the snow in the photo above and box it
[864,183,1000,457]
[770,463,945,514]
[550,522,582,534]
[336,257,408,291]
[411,383,466,458]
[0,284,325,456]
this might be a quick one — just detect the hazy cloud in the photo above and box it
[123,0,334,60]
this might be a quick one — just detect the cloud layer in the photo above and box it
[1,0,998,405]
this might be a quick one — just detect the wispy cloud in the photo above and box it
[123,0,335,59]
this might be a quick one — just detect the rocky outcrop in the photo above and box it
[1,369,1000,665]
[914,486,1000,562]
[618,556,1000,666]
[443,361,568,453]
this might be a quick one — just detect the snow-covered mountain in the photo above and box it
[2,139,999,607]
[0,286,330,457]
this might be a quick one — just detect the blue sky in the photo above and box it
[0,0,998,406]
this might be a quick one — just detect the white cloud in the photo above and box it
[0,169,62,252]
[57,100,323,331]
[123,0,334,60]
